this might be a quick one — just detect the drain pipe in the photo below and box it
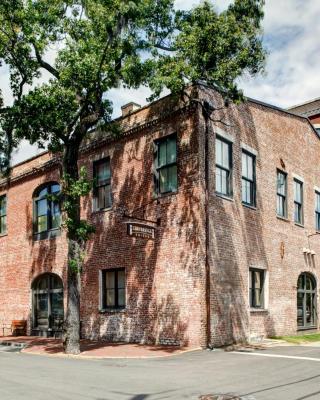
[203,100,213,350]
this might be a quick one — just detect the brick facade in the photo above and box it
[1,85,320,347]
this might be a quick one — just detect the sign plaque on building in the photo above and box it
[127,223,155,239]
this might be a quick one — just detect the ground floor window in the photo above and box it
[249,268,265,308]
[101,268,126,309]
[297,272,317,329]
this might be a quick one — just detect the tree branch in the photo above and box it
[32,43,60,79]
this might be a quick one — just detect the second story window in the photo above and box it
[294,179,303,225]
[93,158,112,211]
[316,192,320,231]
[34,183,61,240]
[0,194,7,235]
[242,151,256,206]
[276,170,287,218]
[215,136,232,197]
[154,134,177,195]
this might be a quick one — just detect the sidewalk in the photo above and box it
[0,336,194,359]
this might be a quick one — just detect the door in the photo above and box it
[33,274,63,335]
[297,273,317,329]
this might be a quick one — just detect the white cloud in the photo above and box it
[6,0,320,163]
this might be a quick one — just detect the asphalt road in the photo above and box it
[1,346,320,400]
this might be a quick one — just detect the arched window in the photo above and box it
[33,182,61,240]
[297,273,317,329]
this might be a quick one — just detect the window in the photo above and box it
[276,170,287,218]
[215,136,232,196]
[242,151,256,206]
[0,195,6,235]
[34,183,61,239]
[154,134,177,195]
[297,273,317,329]
[294,179,303,225]
[249,268,265,308]
[316,192,320,231]
[101,269,126,309]
[93,158,112,211]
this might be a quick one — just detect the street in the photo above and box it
[1,346,320,399]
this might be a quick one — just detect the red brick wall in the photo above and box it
[200,86,320,345]
[0,95,206,348]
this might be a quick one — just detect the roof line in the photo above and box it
[287,97,320,110]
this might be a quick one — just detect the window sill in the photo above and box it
[154,190,178,200]
[276,215,290,223]
[33,228,61,241]
[250,308,268,313]
[215,193,234,202]
[242,203,257,210]
[294,222,304,228]
[99,308,126,314]
[0,232,7,238]
[92,207,112,214]
[297,326,317,331]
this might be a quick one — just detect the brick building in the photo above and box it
[1,84,320,348]
[289,98,320,136]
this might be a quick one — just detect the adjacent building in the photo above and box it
[1,84,320,348]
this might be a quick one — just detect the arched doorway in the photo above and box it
[297,273,317,329]
[32,274,64,337]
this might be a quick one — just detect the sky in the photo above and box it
[7,0,320,164]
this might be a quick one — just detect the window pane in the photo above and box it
[118,270,125,289]
[51,184,60,194]
[158,141,167,167]
[216,167,222,193]
[97,160,111,185]
[167,165,177,192]
[98,185,111,209]
[159,168,168,193]
[297,292,304,326]
[255,288,261,307]
[167,137,177,163]
[38,187,48,198]
[277,172,286,195]
[221,141,229,169]
[37,215,48,233]
[37,199,48,217]
[0,196,6,216]
[294,181,302,203]
[216,138,222,166]
[106,289,115,307]
[0,215,6,234]
[254,271,261,289]
[106,271,115,289]
[316,193,320,212]
[51,201,61,229]
[247,155,253,180]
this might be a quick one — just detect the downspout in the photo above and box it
[202,101,213,349]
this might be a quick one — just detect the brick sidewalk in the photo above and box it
[0,336,195,358]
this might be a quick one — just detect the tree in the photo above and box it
[0,0,265,354]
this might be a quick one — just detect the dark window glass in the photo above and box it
[276,170,287,217]
[297,273,317,329]
[294,179,303,224]
[249,268,265,308]
[315,192,320,231]
[242,151,256,206]
[102,269,126,309]
[154,135,177,195]
[216,137,232,196]
[93,158,112,210]
[34,183,61,237]
[0,195,7,235]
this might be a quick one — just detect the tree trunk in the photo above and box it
[62,141,82,355]
[64,240,81,354]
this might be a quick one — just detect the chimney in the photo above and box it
[121,102,141,117]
